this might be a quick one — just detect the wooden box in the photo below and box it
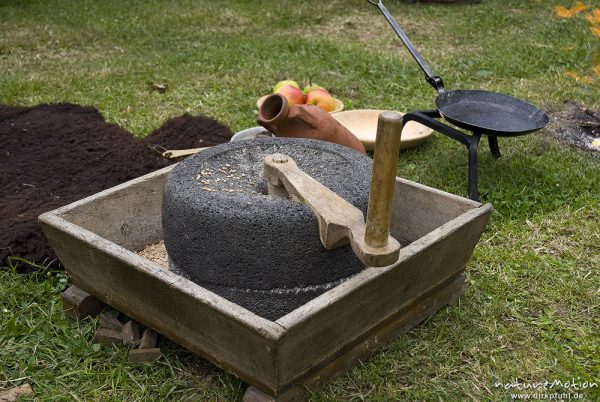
[39,165,492,401]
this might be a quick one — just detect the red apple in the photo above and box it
[275,85,305,105]
[305,89,336,112]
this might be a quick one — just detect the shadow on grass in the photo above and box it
[398,132,598,222]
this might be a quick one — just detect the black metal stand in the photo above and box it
[403,110,503,202]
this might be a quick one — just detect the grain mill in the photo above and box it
[162,113,404,320]
[40,112,492,401]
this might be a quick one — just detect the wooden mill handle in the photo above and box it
[162,147,208,159]
[365,111,403,248]
[264,153,400,267]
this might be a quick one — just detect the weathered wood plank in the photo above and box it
[122,320,141,347]
[39,212,285,394]
[139,328,158,349]
[275,204,492,387]
[295,273,466,392]
[53,165,174,252]
[99,310,123,332]
[252,273,465,399]
[390,177,480,242]
[93,328,123,347]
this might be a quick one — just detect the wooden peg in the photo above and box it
[122,320,141,347]
[264,153,400,267]
[61,285,104,320]
[365,111,403,249]
[99,311,123,332]
[93,328,123,347]
[139,328,158,349]
[128,348,161,363]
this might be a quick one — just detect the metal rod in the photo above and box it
[403,110,470,146]
[365,111,403,248]
[403,111,484,202]
[369,0,445,94]
[468,133,482,202]
[488,136,501,159]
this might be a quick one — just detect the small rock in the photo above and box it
[0,384,33,401]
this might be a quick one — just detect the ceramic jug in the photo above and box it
[257,94,366,154]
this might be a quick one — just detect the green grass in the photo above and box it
[1,0,599,400]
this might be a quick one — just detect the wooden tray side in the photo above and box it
[39,213,285,394]
[295,272,466,394]
[274,203,492,388]
[54,165,174,252]
[391,177,480,243]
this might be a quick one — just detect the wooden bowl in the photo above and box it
[332,109,433,151]
[256,95,344,114]
[230,126,274,142]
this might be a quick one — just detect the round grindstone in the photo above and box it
[162,137,372,320]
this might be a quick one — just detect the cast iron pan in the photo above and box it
[368,0,549,136]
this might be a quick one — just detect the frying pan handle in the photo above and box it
[367,0,445,94]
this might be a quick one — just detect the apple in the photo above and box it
[272,80,300,93]
[275,85,305,105]
[305,89,336,112]
[303,83,326,95]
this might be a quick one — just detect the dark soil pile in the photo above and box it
[1,103,232,266]
[546,101,600,158]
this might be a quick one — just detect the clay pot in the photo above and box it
[257,94,366,154]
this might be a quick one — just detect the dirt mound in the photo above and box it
[143,112,232,150]
[1,103,232,266]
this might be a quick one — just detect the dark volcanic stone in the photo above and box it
[162,138,373,320]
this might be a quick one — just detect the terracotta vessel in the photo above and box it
[257,94,366,154]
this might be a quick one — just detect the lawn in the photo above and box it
[1,0,599,400]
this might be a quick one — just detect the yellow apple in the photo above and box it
[272,80,299,93]
[303,83,326,95]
